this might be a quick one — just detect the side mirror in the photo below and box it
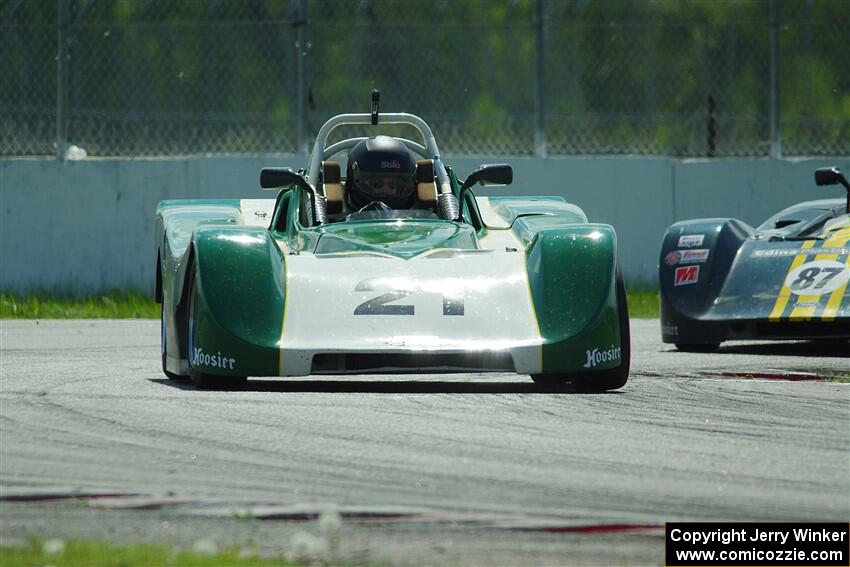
[815,167,848,188]
[461,164,513,193]
[259,167,327,225]
[261,167,306,190]
[814,167,850,214]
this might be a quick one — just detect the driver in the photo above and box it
[345,136,417,211]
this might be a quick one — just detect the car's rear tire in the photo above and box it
[675,343,720,353]
[161,303,188,381]
[531,268,631,392]
[186,273,247,391]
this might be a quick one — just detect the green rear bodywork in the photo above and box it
[156,180,623,377]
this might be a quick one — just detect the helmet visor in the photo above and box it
[355,172,415,201]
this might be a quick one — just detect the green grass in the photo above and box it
[0,539,309,567]
[626,288,659,318]
[1,291,159,319]
[828,375,850,383]
[1,289,661,319]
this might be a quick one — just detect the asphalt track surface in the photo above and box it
[1,319,848,565]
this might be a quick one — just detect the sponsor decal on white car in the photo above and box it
[583,345,622,369]
[677,234,705,248]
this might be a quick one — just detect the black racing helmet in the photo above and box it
[345,136,416,210]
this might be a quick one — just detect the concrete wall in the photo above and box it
[2,155,848,294]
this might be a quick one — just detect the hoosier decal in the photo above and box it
[192,347,237,370]
[674,265,700,286]
[583,345,622,369]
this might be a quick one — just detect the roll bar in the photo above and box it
[323,137,427,162]
[306,113,457,219]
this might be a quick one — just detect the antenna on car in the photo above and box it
[371,89,380,125]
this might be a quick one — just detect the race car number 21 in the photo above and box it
[353,278,464,316]
[785,260,850,296]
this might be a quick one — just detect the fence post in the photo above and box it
[56,0,69,161]
[533,0,546,157]
[296,0,308,156]
[769,0,781,158]
[707,95,716,158]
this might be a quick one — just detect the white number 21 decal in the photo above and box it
[353,278,464,316]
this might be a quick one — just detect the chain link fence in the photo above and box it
[1,0,848,158]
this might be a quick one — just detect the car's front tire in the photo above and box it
[189,368,247,390]
[531,268,630,392]
[161,303,189,382]
[186,273,247,391]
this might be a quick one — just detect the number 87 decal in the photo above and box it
[785,260,850,296]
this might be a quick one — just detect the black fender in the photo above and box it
[659,218,752,343]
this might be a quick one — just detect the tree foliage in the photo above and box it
[1,0,847,156]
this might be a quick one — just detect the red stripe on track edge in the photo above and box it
[697,371,822,381]
[530,523,662,534]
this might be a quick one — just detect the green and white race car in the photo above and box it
[156,99,630,390]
